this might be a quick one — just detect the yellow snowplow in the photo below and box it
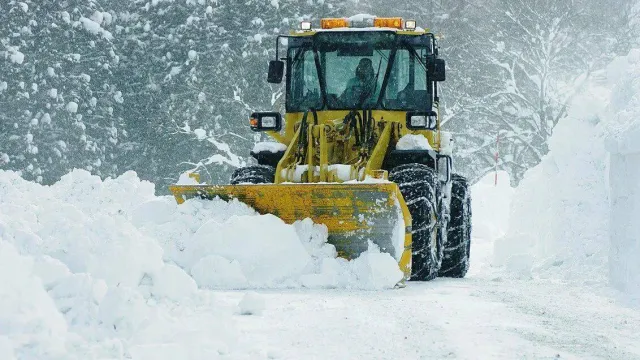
[170,16,473,281]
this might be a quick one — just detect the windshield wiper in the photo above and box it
[312,47,328,110]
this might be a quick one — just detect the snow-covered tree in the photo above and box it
[0,0,124,183]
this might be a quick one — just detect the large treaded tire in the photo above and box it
[439,174,472,278]
[389,163,442,281]
[230,165,275,184]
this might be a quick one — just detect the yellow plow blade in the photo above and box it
[169,183,412,277]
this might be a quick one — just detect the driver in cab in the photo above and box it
[340,58,376,107]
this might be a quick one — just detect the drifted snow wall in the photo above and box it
[604,49,640,298]
[494,67,611,283]
[495,49,640,300]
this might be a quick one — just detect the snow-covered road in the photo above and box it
[220,276,640,360]
[2,165,640,359]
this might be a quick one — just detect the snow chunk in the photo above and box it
[238,292,265,315]
[396,134,433,150]
[300,243,403,289]
[79,17,113,40]
[186,215,312,285]
[191,255,248,289]
[60,11,70,24]
[252,141,287,153]
[90,11,104,25]
[8,48,25,65]
[0,153,10,165]
[32,255,71,290]
[114,91,124,103]
[131,198,177,226]
[66,101,78,113]
[151,264,198,300]
[348,244,404,289]
[193,128,207,140]
[188,50,197,60]
[97,286,149,338]
[49,88,57,98]
[0,242,67,356]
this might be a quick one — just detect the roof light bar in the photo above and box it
[373,17,403,29]
[405,19,417,30]
[321,18,349,29]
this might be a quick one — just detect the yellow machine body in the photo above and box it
[170,20,445,279]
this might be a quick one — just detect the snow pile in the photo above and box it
[1,169,403,292]
[0,168,405,357]
[133,197,403,290]
[493,64,613,283]
[396,134,433,151]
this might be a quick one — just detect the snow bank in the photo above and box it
[477,49,640,302]
[0,168,405,357]
[603,49,640,299]
[494,90,609,282]
[492,52,625,284]
[0,169,403,292]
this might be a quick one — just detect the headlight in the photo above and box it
[261,116,277,129]
[406,111,437,130]
[249,112,283,132]
[409,115,427,128]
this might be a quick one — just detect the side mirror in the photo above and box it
[437,154,452,183]
[406,111,438,130]
[267,60,284,84]
[250,112,282,132]
[430,59,446,82]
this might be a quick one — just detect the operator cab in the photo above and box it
[268,16,445,116]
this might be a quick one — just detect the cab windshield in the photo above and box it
[286,32,433,112]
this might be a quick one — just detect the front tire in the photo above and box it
[230,165,275,184]
[389,164,442,281]
[439,174,472,278]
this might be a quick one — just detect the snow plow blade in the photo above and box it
[169,183,412,277]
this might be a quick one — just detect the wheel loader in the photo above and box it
[169,16,472,281]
